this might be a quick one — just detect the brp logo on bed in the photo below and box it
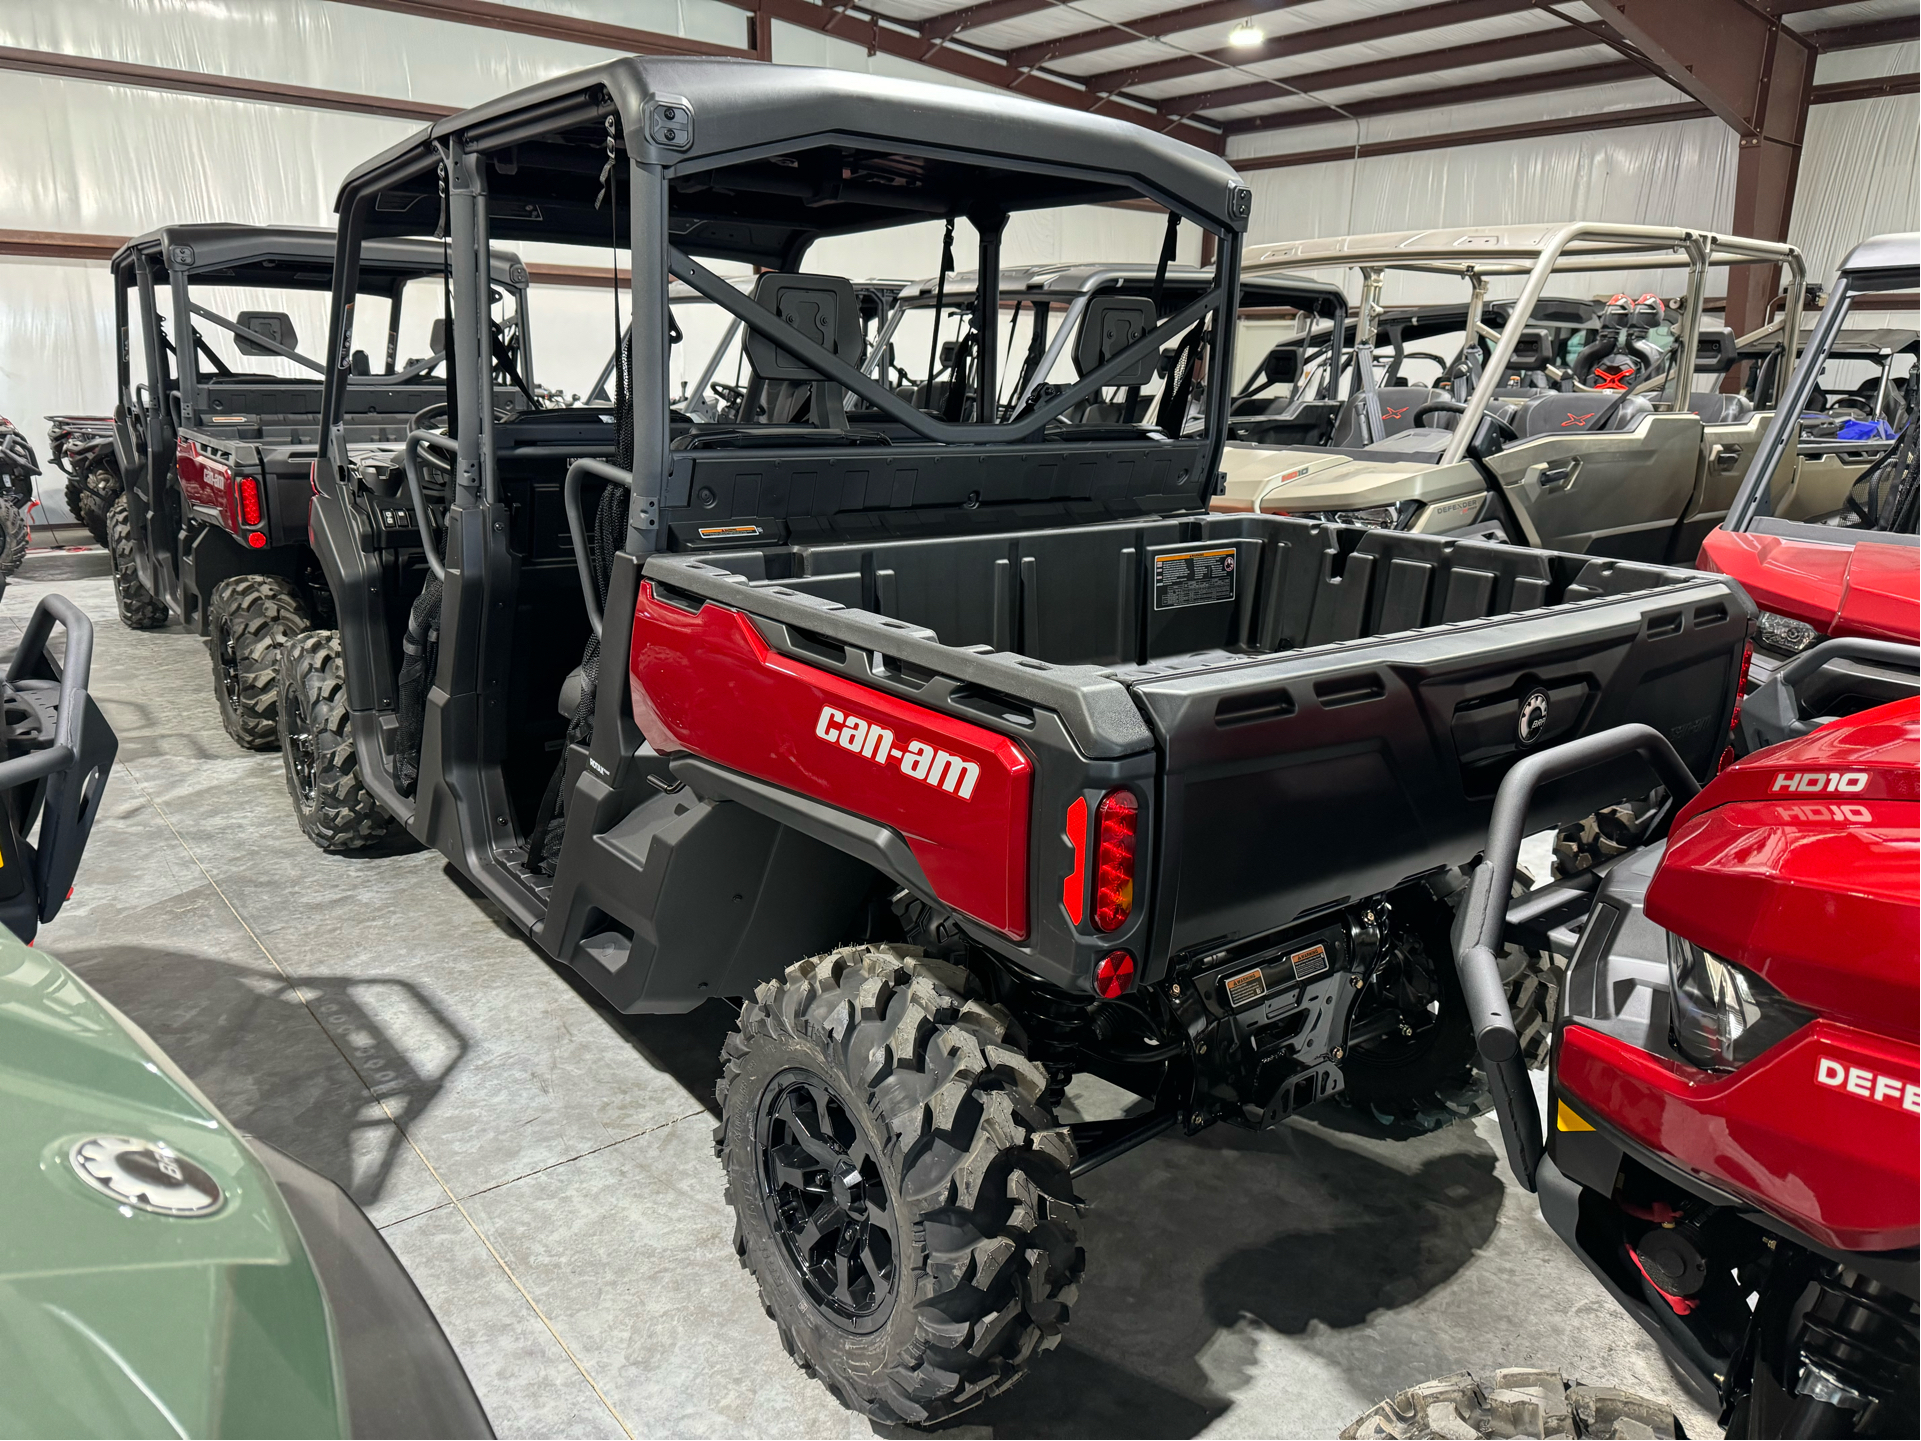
[815,706,980,800]
[1517,689,1551,745]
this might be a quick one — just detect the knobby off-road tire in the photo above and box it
[208,575,311,750]
[1343,1367,1683,1439]
[105,495,167,629]
[277,629,392,851]
[67,464,120,547]
[0,500,28,577]
[717,945,1085,1426]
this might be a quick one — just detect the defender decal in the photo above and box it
[1817,1056,1921,1114]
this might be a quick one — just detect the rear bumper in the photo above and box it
[249,1140,493,1440]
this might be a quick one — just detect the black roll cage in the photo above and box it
[321,81,1246,558]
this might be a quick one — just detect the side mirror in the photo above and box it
[429,317,449,355]
[234,311,297,356]
[1506,329,1552,371]
[1694,328,1739,373]
[1074,295,1157,387]
[1262,346,1302,387]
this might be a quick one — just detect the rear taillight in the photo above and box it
[1094,949,1136,998]
[238,475,262,527]
[1061,796,1088,926]
[1093,788,1137,932]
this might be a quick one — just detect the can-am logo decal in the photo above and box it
[1771,771,1870,794]
[814,706,980,800]
[1517,688,1551,745]
[1817,1057,1920,1113]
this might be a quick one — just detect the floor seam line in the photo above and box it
[456,1108,709,1202]
[115,760,637,1441]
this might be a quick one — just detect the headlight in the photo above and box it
[1666,935,1810,1071]
[1756,610,1821,656]
[1281,500,1419,530]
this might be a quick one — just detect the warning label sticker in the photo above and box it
[1153,548,1237,610]
[1289,943,1329,982]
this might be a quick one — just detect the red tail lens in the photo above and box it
[1093,788,1138,932]
[247,531,267,549]
[1094,949,1136,999]
[238,475,262,527]
[1062,796,1088,925]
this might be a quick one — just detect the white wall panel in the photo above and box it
[0,259,118,526]
[0,0,732,101]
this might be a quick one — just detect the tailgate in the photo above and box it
[1131,574,1751,960]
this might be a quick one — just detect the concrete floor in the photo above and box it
[8,550,1717,1440]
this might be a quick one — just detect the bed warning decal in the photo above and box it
[1153,548,1236,610]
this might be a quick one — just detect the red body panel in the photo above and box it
[1578,698,1921,1252]
[1650,698,1920,1038]
[175,436,258,538]
[1559,1021,1918,1253]
[1697,526,1921,643]
[628,583,1033,939]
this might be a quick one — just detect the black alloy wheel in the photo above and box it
[756,1070,898,1329]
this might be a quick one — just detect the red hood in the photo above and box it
[1647,697,1920,1040]
[1698,526,1919,643]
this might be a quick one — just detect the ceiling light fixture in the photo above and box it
[1227,19,1265,47]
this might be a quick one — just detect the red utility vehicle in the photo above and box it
[1698,234,1918,722]
[1460,651,1918,1436]
[303,60,1757,1424]
[106,225,532,750]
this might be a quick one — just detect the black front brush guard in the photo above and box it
[0,596,118,943]
[1455,724,1702,1193]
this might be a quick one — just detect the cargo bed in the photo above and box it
[643,514,1751,980]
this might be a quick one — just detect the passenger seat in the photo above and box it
[1328,386,1441,446]
[1517,393,1655,436]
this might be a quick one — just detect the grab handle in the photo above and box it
[1456,723,1701,1192]
[401,430,458,580]
[0,595,94,791]
[564,458,634,639]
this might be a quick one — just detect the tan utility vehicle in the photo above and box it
[1215,224,1805,563]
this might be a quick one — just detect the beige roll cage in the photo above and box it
[1244,223,1806,466]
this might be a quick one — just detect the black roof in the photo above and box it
[111,223,526,287]
[338,57,1250,266]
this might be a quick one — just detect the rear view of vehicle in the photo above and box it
[1700,233,1919,727]
[301,58,1757,1428]
[1456,648,1918,1436]
[44,413,121,547]
[107,225,534,750]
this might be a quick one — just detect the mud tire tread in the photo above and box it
[0,500,28,578]
[68,463,120,547]
[717,944,1085,1427]
[277,629,392,851]
[209,574,311,750]
[105,495,168,628]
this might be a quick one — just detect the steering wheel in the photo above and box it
[1411,400,1519,450]
[410,401,449,432]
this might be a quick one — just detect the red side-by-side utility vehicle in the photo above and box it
[296,59,1758,1425]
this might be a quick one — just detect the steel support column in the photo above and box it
[1590,2,1815,345]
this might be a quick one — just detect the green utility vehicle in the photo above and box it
[0,930,491,1438]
